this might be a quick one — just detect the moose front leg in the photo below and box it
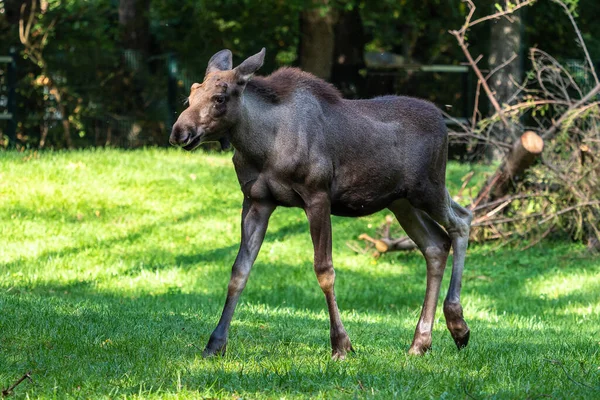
[203,199,275,357]
[305,193,353,360]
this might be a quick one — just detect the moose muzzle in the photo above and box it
[169,117,205,150]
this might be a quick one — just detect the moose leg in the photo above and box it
[389,200,451,355]
[442,196,472,349]
[305,193,353,360]
[419,190,472,349]
[203,199,275,357]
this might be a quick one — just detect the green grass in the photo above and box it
[0,148,599,399]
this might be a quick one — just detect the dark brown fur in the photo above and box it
[247,67,342,104]
[170,49,473,359]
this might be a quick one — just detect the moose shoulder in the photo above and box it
[170,48,472,359]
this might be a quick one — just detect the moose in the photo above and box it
[170,48,472,359]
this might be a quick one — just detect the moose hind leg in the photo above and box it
[442,196,472,349]
[419,189,472,349]
[389,200,451,355]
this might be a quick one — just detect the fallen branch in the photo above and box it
[472,201,600,227]
[463,0,536,31]
[538,201,600,225]
[471,193,551,212]
[449,0,537,130]
[2,372,32,397]
[449,29,509,129]
[542,83,600,140]
[358,233,417,253]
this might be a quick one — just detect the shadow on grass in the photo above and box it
[3,195,600,397]
[172,219,309,269]
[2,278,599,398]
[4,213,599,320]
[0,279,405,397]
[0,208,201,271]
[2,207,302,274]
[3,203,139,224]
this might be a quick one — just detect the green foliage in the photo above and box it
[9,0,142,147]
[563,0,580,14]
[525,0,600,61]
[360,0,465,63]
[1,149,599,398]
[151,0,305,72]
[1,0,600,149]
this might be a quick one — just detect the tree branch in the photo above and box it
[467,0,537,30]
[551,0,599,86]
[542,84,600,140]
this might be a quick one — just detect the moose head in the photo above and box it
[169,48,266,151]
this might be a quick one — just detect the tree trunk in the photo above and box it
[47,84,73,149]
[60,111,73,149]
[489,1,523,159]
[39,120,48,149]
[299,0,338,80]
[106,125,112,147]
[331,7,366,97]
[118,0,151,125]
[472,130,544,208]
[118,0,151,55]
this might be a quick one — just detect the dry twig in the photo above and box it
[1,372,33,397]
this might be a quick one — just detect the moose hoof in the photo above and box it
[444,302,470,350]
[202,344,226,358]
[407,333,432,355]
[331,346,354,361]
[331,335,354,360]
[407,345,428,356]
[202,337,227,358]
[451,328,470,350]
[408,341,432,356]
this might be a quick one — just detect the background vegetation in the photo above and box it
[1,0,599,148]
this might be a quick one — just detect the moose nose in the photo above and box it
[169,123,190,146]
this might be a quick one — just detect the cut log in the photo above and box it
[472,130,544,209]
[358,233,417,253]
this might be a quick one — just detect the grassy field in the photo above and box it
[1,148,599,399]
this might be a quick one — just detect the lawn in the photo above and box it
[0,148,599,399]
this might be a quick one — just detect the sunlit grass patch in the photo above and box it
[1,148,599,399]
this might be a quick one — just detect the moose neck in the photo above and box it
[228,90,278,161]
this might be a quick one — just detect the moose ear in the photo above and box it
[205,49,233,76]
[235,48,266,83]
